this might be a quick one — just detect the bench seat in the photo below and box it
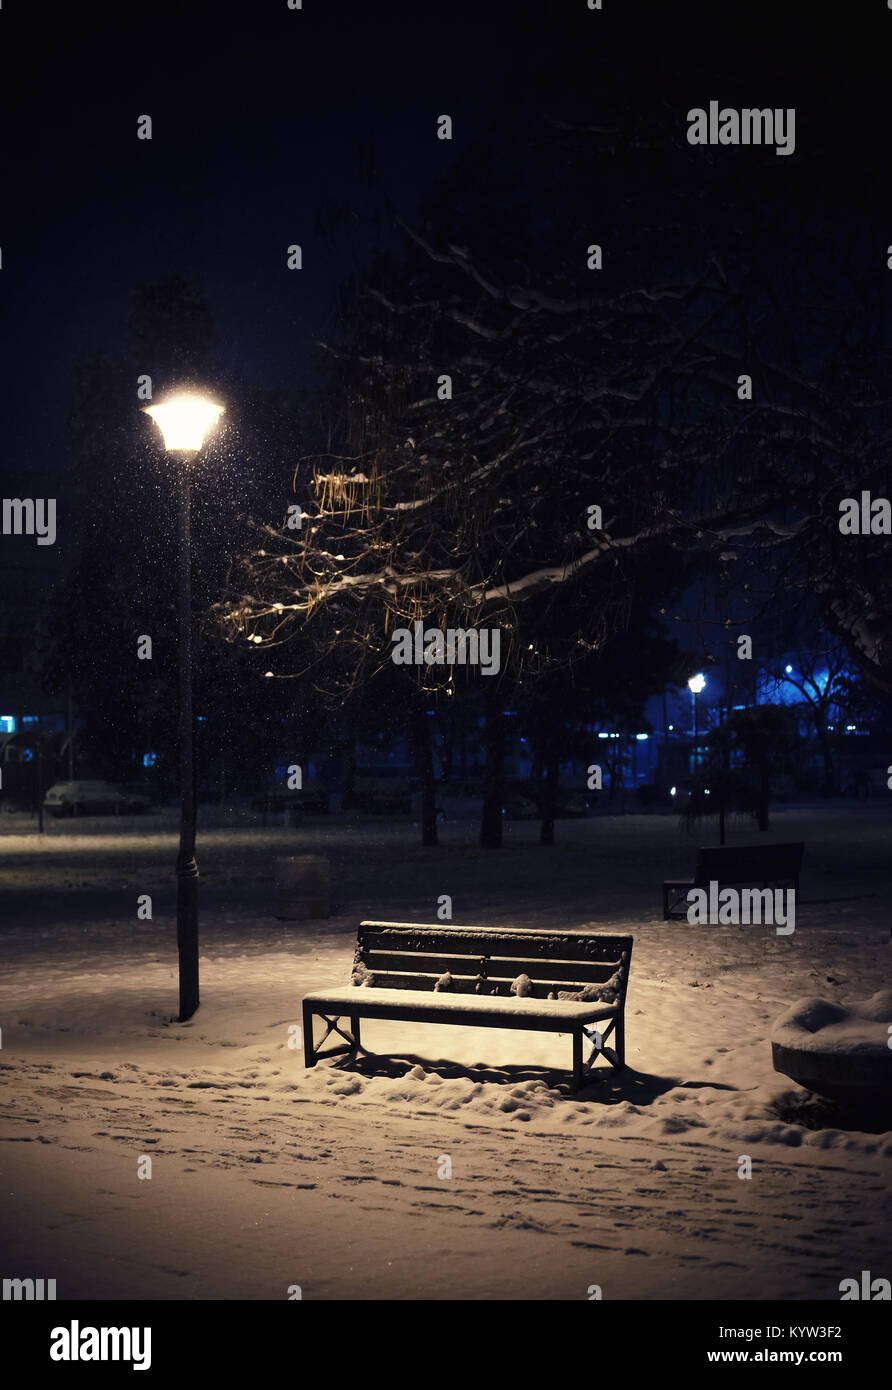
[302,984,621,1028]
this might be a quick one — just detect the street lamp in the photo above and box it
[144,392,224,1021]
[688,672,706,773]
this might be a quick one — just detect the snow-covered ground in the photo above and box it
[1,805,890,1299]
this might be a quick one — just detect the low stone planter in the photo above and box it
[771,989,892,1100]
[274,854,330,920]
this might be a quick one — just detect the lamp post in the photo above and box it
[144,393,224,1021]
[688,672,706,775]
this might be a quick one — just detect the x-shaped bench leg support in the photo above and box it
[572,1017,624,1091]
[664,885,692,920]
[303,1006,370,1069]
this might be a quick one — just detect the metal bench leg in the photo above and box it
[572,1029,583,1092]
[302,1002,316,1068]
[615,1014,625,1068]
[302,1013,369,1067]
[664,884,688,920]
[579,1019,625,1075]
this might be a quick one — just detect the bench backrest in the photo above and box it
[353,921,632,1003]
[694,842,804,886]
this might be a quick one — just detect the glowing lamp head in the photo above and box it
[688,673,706,695]
[144,393,224,453]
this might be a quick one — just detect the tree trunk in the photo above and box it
[539,745,558,846]
[757,757,771,831]
[718,762,728,846]
[440,726,454,786]
[479,702,505,848]
[817,726,835,797]
[718,718,729,846]
[411,702,438,847]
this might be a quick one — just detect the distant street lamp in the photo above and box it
[688,672,706,773]
[144,392,224,1021]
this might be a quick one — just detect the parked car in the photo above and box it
[43,780,151,817]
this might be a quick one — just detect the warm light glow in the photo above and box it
[144,393,224,452]
[688,672,706,694]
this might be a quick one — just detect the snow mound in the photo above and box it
[771,990,892,1099]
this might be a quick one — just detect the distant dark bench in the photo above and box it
[662,842,804,921]
[302,921,633,1092]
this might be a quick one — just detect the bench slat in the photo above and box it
[362,950,620,986]
[354,971,615,998]
[359,922,630,963]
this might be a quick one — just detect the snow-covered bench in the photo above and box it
[662,842,804,920]
[301,921,632,1092]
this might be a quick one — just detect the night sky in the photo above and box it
[1,1,502,499]
[2,1,887,498]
